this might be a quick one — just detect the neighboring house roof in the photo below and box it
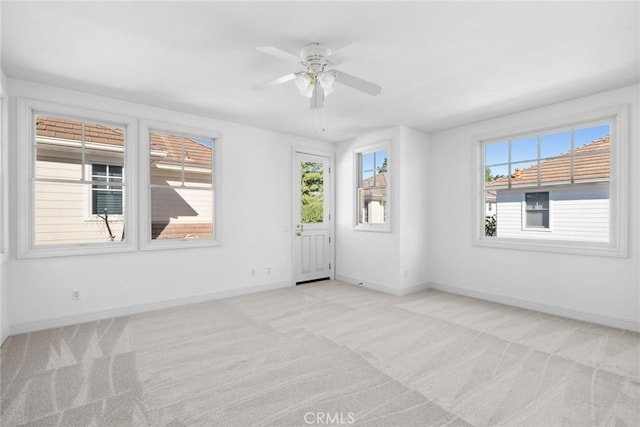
[36,116,212,168]
[37,116,124,146]
[486,136,609,188]
[360,172,387,198]
[150,132,212,167]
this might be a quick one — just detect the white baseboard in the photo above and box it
[335,274,429,296]
[9,281,293,336]
[427,281,640,332]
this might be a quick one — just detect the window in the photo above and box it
[524,192,549,229]
[476,105,628,257]
[91,164,123,215]
[355,144,389,230]
[140,122,219,249]
[17,99,137,257]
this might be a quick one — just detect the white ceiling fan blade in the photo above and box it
[256,46,301,64]
[329,42,367,66]
[333,70,382,96]
[252,73,296,91]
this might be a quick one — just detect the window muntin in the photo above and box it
[148,131,214,241]
[33,114,126,246]
[357,148,388,226]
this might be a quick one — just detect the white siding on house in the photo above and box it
[496,184,609,242]
[34,155,125,245]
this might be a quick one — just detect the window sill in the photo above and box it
[140,238,221,251]
[18,242,136,259]
[474,237,626,258]
[353,224,391,233]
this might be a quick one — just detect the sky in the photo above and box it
[362,149,388,180]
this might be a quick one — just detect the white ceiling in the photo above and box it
[2,1,638,142]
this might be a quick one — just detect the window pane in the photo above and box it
[150,132,184,186]
[35,116,83,180]
[92,189,123,215]
[34,181,125,245]
[526,210,549,228]
[375,150,388,174]
[301,162,324,224]
[485,164,509,186]
[150,187,213,240]
[484,190,497,237]
[574,152,610,182]
[510,161,538,186]
[358,187,387,224]
[361,152,374,181]
[574,124,610,149]
[525,192,549,209]
[485,141,508,166]
[540,131,571,158]
[92,164,107,176]
[511,136,537,162]
[539,155,571,185]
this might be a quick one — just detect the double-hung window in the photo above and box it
[17,99,137,257]
[141,121,219,249]
[355,143,389,231]
[476,105,628,257]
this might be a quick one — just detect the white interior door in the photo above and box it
[294,151,333,283]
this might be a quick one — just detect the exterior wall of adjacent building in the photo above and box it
[495,184,609,242]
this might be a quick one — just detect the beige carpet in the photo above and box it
[1,281,639,426]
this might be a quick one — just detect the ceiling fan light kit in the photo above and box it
[253,42,382,114]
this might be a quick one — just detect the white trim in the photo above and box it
[335,274,429,296]
[9,281,293,336]
[474,104,628,258]
[427,281,640,332]
[139,119,221,251]
[16,98,138,258]
[353,140,391,232]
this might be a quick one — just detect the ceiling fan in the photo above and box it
[252,42,382,109]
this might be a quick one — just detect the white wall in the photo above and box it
[7,78,334,333]
[335,126,429,294]
[428,85,640,330]
[0,69,8,345]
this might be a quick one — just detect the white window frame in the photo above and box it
[139,120,221,251]
[17,98,138,258]
[474,105,628,257]
[353,141,391,232]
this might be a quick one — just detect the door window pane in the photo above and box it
[301,162,324,224]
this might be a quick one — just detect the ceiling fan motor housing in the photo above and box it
[300,43,332,72]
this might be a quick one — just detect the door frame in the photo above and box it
[292,147,335,284]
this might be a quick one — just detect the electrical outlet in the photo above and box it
[251,269,256,276]
[267,267,271,274]
[72,290,80,301]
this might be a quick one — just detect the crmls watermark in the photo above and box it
[304,411,356,425]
